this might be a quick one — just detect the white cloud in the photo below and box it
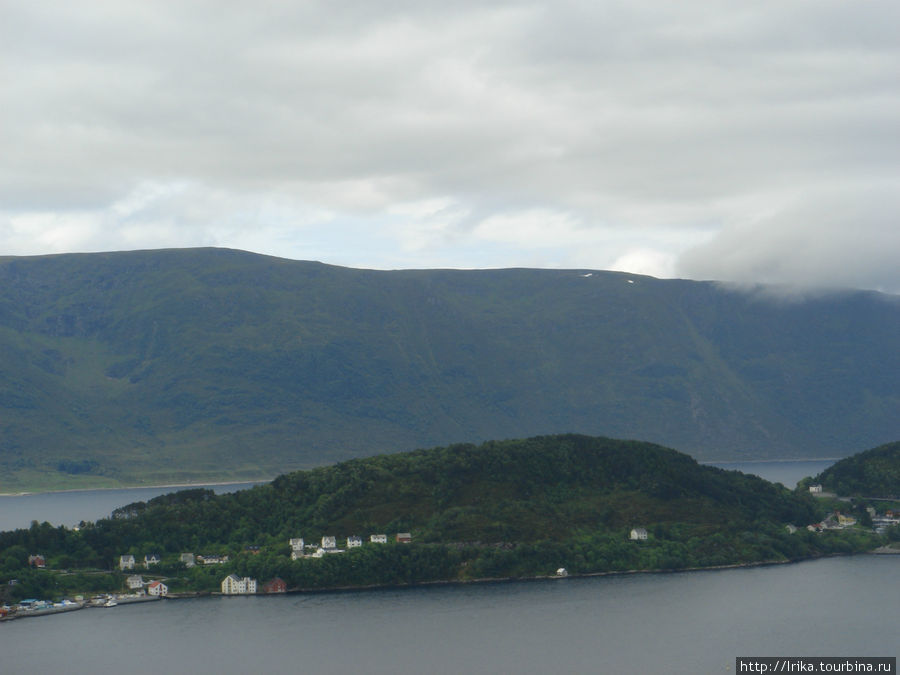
[0,1,897,291]
[677,183,900,293]
[609,249,677,280]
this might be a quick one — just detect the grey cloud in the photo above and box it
[677,185,900,294]
[0,1,898,290]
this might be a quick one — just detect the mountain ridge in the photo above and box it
[1,247,898,490]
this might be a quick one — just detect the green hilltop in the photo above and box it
[1,248,899,490]
[808,441,900,498]
[4,435,883,598]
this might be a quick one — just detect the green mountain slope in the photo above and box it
[1,248,898,490]
[810,441,900,497]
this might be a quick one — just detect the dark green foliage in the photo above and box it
[3,434,880,596]
[1,249,899,490]
[812,441,900,497]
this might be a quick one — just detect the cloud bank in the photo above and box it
[1,1,898,291]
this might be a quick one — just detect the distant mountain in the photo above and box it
[1,248,898,490]
[809,441,900,498]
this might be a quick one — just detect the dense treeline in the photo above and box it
[811,441,900,497]
[0,435,886,601]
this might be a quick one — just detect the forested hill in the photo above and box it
[5,436,888,598]
[1,436,834,582]
[810,441,900,498]
[1,247,899,490]
[97,435,820,549]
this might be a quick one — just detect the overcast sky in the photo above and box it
[2,1,898,292]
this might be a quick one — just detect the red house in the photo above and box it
[28,555,46,568]
[262,577,287,593]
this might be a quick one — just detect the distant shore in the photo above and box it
[0,479,271,498]
[3,457,843,496]
[2,455,847,497]
[701,457,841,465]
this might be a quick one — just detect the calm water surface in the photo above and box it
[2,556,897,674]
[0,482,262,532]
[706,459,836,489]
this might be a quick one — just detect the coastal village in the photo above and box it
[4,498,899,623]
[1,532,413,620]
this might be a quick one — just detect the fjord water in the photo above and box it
[1,461,896,673]
[0,482,262,532]
[3,556,897,674]
[705,459,837,489]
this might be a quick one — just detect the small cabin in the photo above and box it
[147,580,168,597]
[262,577,287,594]
[630,528,648,541]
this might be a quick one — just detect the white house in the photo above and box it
[630,528,648,541]
[556,568,568,577]
[147,580,168,597]
[144,553,161,568]
[321,536,337,549]
[126,575,144,590]
[809,484,823,494]
[221,574,257,595]
[289,538,304,552]
[119,554,135,570]
[347,536,362,548]
[370,534,387,544]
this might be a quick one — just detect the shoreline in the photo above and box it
[0,479,272,498]
[170,551,877,601]
[701,457,841,465]
[6,552,893,621]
